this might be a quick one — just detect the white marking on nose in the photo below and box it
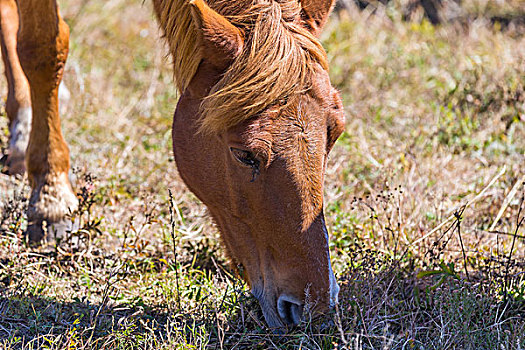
[322,216,340,307]
[58,81,71,115]
[328,258,340,307]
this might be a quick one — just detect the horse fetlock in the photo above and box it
[27,172,78,243]
[28,172,78,222]
[5,106,31,175]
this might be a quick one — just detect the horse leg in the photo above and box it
[0,0,31,175]
[16,0,78,243]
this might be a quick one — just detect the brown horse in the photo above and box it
[1,0,345,330]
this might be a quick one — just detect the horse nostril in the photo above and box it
[277,295,303,327]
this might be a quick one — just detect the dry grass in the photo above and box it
[0,0,524,348]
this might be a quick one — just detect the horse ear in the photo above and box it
[300,0,336,36]
[190,0,244,70]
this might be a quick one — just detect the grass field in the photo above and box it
[0,0,524,348]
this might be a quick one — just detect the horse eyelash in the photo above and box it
[231,148,260,182]
[250,162,260,182]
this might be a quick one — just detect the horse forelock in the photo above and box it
[154,0,328,132]
[154,0,201,92]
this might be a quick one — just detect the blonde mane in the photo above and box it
[154,0,328,132]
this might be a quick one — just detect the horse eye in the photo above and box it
[230,148,259,167]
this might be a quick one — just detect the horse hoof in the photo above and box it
[26,218,79,246]
[0,153,26,176]
[6,157,26,176]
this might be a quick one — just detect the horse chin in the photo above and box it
[261,302,287,332]
[249,258,339,333]
[250,285,288,332]
[250,284,305,333]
